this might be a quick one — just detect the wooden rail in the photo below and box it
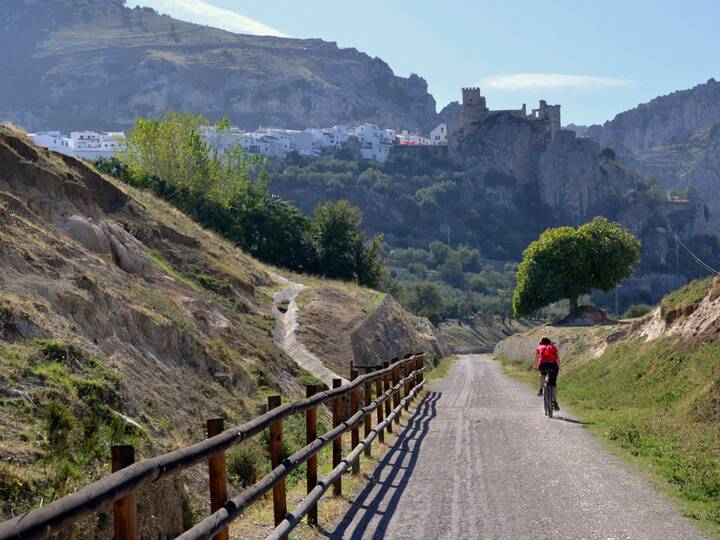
[0,353,426,540]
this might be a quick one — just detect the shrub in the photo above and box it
[226,439,269,487]
[623,304,653,318]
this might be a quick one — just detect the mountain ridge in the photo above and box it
[0,0,439,133]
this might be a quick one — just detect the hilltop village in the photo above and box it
[27,88,561,164]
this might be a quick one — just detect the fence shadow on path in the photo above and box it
[323,391,441,540]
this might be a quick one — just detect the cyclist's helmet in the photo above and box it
[539,337,552,345]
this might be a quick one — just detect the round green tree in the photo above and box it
[512,217,640,317]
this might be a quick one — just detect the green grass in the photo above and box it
[147,249,200,291]
[0,339,143,519]
[660,277,715,321]
[425,355,459,383]
[500,335,720,537]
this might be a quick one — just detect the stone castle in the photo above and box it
[452,87,561,140]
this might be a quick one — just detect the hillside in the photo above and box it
[0,0,438,133]
[571,79,720,232]
[0,126,437,536]
[495,276,720,534]
[271,110,720,311]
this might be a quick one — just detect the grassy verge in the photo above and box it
[424,355,459,383]
[497,337,720,538]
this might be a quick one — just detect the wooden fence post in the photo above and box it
[350,369,360,474]
[207,419,229,540]
[375,367,385,444]
[383,362,392,434]
[419,353,425,384]
[111,445,137,540]
[363,369,373,457]
[332,378,343,496]
[268,396,286,528]
[305,385,320,526]
[415,355,422,395]
[403,357,412,411]
[392,362,401,424]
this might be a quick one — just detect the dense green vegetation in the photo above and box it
[96,112,383,287]
[380,242,516,323]
[562,338,720,532]
[270,153,552,261]
[513,217,641,317]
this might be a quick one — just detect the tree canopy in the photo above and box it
[512,217,641,317]
[96,111,383,287]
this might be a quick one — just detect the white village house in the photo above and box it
[29,119,445,164]
[430,123,448,145]
[29,130,126,161]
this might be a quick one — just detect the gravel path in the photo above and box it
[324,354,704,540]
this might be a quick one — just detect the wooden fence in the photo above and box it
[0,353,426,540]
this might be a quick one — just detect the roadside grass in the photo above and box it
[497,337,720,538]
[424,355,459,383]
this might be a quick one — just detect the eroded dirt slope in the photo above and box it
[0,127,304,534]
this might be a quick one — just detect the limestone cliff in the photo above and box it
[0,0,438,132]
[570,79,720,232]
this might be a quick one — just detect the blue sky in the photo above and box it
[139,0,720,125]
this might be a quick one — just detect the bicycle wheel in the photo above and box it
[544,385,553,418]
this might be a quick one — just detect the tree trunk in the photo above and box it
[569,296,579,312]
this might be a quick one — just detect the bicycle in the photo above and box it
[542,373,553,418]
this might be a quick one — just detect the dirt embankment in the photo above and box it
[296,284,447,375]
[0,127,303,534]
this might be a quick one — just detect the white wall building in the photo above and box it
[430,123,448,145]
[29,130,125,160]
[396,129,431,146]
[350,124,394,162]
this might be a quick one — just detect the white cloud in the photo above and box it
[140,0,288,37]
[482,73,633,91]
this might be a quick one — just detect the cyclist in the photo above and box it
[533,337,560,411]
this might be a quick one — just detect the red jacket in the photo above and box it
[536,344,559,364]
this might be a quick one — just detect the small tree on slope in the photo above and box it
[512,217,641,318]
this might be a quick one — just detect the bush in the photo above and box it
[226,439,269,487]
[623,304,653,318]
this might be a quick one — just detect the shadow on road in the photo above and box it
[554,415,593,425]
[322,391,441,540]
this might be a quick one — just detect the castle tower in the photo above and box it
[460,87,488,120]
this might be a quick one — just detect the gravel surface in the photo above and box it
[324,355,705,540]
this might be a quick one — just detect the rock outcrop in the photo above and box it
[569,79,720,233]
[0,0,438,132]
[350,296,448,367]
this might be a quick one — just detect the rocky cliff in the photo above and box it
[0,0,438,132]
[570,79,720,232]
[587,79,720,152]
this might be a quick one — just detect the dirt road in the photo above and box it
[325,355,704,540]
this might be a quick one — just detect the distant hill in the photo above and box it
[567,79,720,232]
[0,0,439,132]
